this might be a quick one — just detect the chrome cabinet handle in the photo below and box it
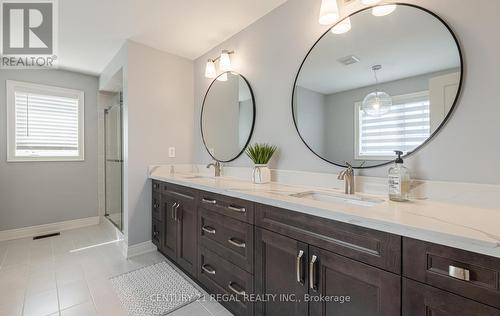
[202,226,216,234]
[449,265,470,281]
[174,203,181,221]
[202,198,217,204]
[228,238,246,248]
[296,250,304,284]
[228,282,246,296]
[309,255,318,290]
[228,205,246,213]
[171,202,178,220]
[201,264,216,275]
[153,202,159,209]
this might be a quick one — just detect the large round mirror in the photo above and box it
[293,4,463,168]
[201,72,255,162]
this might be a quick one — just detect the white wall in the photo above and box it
[100,41,194,246]
[0,70,99,230]
[193,0,500,185]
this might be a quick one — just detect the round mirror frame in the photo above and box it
[291,3,464,169]
[201,71,256,163]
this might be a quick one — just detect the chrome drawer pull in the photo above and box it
[201,264,216,275]
[202,226,216,234]
[449,265,470,281]
[228,238,246,248]
[296,250,304,284]
[171,202,178,220]
[153,203,159,209]
[309,255,318,290]
[228,205,246,213]
[202,198,217,204]
[228,282,246,296]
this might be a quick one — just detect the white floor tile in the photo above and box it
[57,280,92,310]
[60,301,97,316]
[23,288,59,316]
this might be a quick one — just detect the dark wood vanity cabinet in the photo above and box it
[255,226,400,316]
[255,228,309,316]
[155,182,198,276]
[151,180,500,316]
[403,278,500,316]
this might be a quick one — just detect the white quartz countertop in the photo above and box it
[149,169,500,259]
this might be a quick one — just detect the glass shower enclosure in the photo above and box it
[104,97,123,231]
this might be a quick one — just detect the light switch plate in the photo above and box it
[168,147,176,158]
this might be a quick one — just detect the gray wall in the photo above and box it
[294,86,325,156]
[193,0,500,185]
[0,69,99,230]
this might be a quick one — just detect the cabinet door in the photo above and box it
[162,194,177,260]
[255,228,308,316]
[309,246,400,316]
[403,278,500,316]
[176,200,197,276]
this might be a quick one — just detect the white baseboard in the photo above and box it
[0,216,100,242]
[125,240,157,258]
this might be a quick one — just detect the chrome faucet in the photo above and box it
[338,162,355,195]
[206,161,222,177]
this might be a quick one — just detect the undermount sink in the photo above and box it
[290,191,384,207]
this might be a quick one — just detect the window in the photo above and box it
[355,91,430,160]
[6,80,84,161]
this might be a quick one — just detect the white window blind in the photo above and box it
[7,81,84,161]
[355,91,430,160]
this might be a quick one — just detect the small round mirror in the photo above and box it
[293,4,463,168]
[201,72,255,162]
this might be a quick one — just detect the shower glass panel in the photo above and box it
[104,101,123,231]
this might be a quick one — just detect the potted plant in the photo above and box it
[245,143,277,184]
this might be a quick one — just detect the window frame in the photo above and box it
[6,80,85,162]
[354,90,430,161]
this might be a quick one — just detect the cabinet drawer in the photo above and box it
[255,204,401,273]
[198,191,254,224]
[162,182,196,204]
[152,192,162,222]
[152,180,161,192]
[199,208,254,273]
[152,219,163,249]
[403,237,500,309]
[198,246,253,316]
[403,278,500,316]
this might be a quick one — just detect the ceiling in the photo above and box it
[297,5,461,95]
[57,0,287,75]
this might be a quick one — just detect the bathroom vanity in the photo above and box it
[150,173,500,316]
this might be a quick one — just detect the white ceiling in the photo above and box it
[58,0,287,75]
[297,5,461,95]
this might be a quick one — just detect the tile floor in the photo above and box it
[0,220,231,316]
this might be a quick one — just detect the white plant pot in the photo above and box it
[252,164,271,184]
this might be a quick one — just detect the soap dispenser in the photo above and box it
[388,150,410,202]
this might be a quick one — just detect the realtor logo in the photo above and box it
[0,0,58,68]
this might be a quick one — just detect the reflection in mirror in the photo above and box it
[201,72,255,162]
[293,4,462,168]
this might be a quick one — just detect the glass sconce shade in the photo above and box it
[331,18,351,34]
[319,0,339,25]
[205,59,216,78]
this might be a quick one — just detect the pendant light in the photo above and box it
[361,0,381,4]
[331,17,351,34]
[205,59,216,78]
[318,0,339,25]
[361,65,392,117]
[372,4,397,16]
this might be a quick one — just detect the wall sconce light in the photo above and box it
[318,0,339,25]
[204,50,235,79]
